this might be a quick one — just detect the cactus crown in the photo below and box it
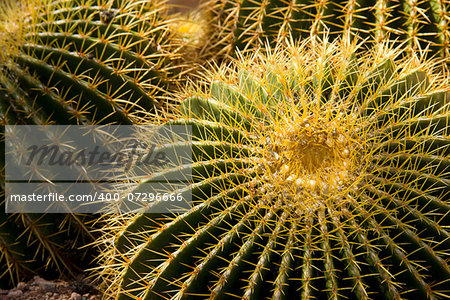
[98,38,450,299]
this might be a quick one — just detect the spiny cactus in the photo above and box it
[201,0,450,63]
[99,38,450,299]
[0,0,182,288]
[0,0,180,126]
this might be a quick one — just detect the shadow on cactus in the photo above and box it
[0,0,180,126]
[201,0,450,64]
[100,37,450,299]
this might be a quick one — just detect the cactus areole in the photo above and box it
[103,39,450,300]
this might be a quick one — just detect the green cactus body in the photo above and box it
[105,39,450,299]
[0,0,177,126]
[202,0,450,62]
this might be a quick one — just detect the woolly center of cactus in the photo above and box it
[256,112,358,209]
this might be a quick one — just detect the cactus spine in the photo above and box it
[100,38,450,299]
[201,0,450,62]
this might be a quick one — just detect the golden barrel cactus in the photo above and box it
[98,38,450,299]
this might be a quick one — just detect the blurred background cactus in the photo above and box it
[99,38,450,299]
[200,0,450,63]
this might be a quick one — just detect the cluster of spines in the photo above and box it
[201,0,450,62]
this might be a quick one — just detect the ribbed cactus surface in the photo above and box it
[104,39,450,299]
[0,0,180,288]
[0,0,177,126]
[202,0,450,62]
